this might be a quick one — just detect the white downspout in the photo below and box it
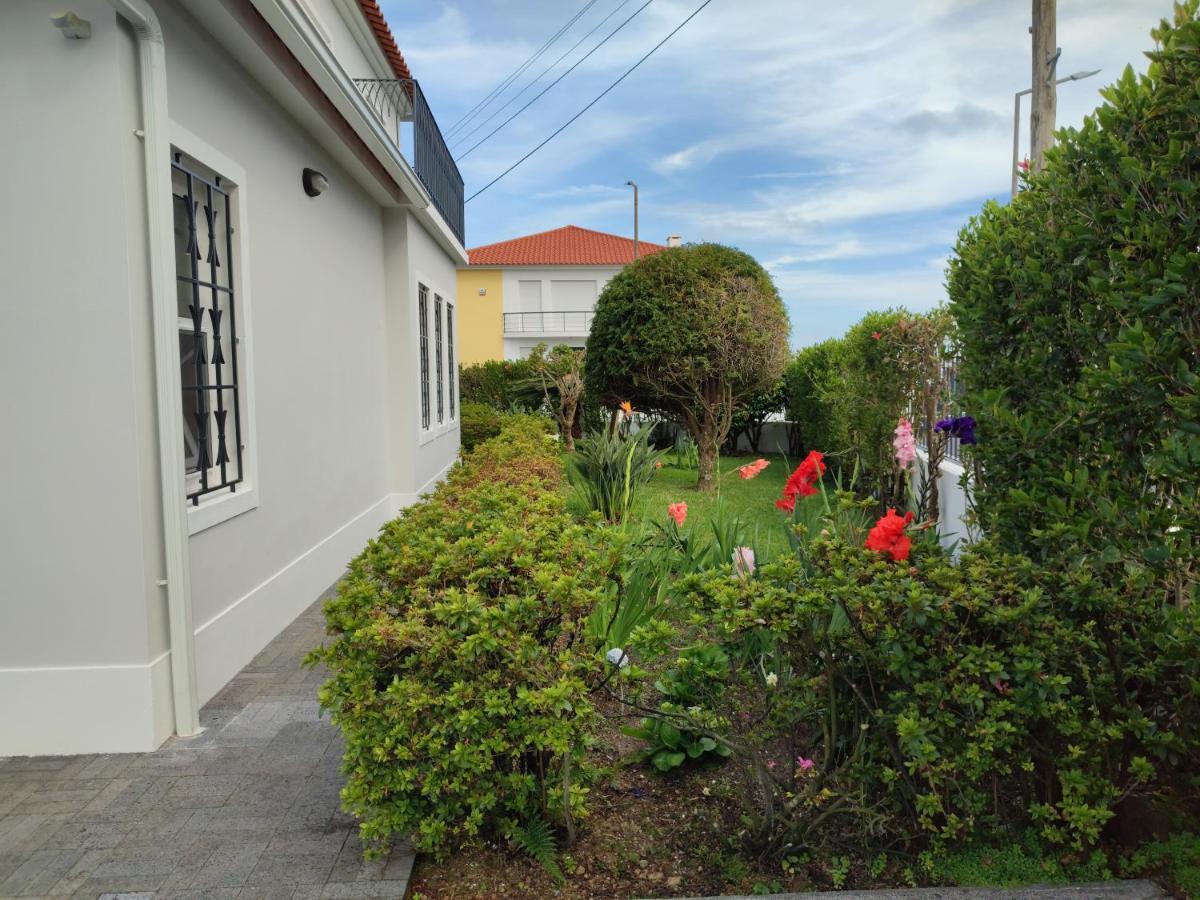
[108,0,201,736]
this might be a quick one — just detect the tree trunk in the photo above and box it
[562,400,578,452]
[697,439,717,492]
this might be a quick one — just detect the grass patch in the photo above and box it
[567,450,795,559]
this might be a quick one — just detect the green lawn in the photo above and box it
[567,450,797,559]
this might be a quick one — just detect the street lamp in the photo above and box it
[1012,68,1100,197]
[625,180,639,260]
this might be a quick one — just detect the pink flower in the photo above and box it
[893,417,916,469]
[738,458,770,480]
[667,502,687,528]
[796,756,814,772]
[732,546,756,579]
[766,760,777,770]
[871,332,882,340]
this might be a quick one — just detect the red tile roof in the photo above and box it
[356,0,413,82]
[468,226,668,267]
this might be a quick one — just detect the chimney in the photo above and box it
[666,234,682,248]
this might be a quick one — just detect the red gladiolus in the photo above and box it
[776,451,825,513]
[738,458,770,480]
[668,502,687,527]
[865,508,915,562]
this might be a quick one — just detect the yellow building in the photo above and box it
[457,225,672,364]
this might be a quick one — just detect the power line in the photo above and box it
[450,0,637,152]
[444,0,602,138]
[466,0,717,202]
[456,0,656,161]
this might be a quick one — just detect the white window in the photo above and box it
[447,302,456,420]
[418,283,431,430]
[171,151,245,506]
[417,282,456,438]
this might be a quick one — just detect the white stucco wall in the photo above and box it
[0,1,169,754]
[0,0,459,755]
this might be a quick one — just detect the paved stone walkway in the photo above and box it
[0,591,414,899]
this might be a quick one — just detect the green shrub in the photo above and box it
[310,417,619,857]
[627,527,1200,858]
[458,358,541,411]
[783,339,846,457]
[947,5,1199,604]
[459,401,503,451]
[586,243,790,490]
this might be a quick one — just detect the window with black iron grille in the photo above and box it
[435,293,444,425]
[418,284,431,430]
[172,151,244,506]
[447,303,456,419]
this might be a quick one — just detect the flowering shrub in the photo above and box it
[626,534,1200,859]
[310,417,619,857]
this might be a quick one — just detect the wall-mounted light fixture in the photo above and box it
[50,11,92,39]
[302,168,328,197]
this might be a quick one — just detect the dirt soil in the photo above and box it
[406,697,847,900]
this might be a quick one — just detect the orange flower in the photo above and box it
[618,401,633,416]
[738,458,770,480]
[654,460,663,470]
[667,502,687,527]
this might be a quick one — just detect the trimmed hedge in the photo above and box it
[458,358,540,411]
[311,416,619,856]
[459,401,502,451]
[948,6,1198,598]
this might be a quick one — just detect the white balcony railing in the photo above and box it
[503,311,594,334]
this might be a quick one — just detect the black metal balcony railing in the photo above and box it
[504,311,594,334]
[353,78,465,245]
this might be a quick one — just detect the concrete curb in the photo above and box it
[653,881,1165,900]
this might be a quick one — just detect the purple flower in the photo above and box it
[935,415,977,445]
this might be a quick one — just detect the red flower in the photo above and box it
[667,502,687,527]
[865,508,915,562]
[871,332,882,340]
[738,458,770,480]
[776,451,825,512]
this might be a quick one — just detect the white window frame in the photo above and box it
[415,270,457,446]
[170,123,260,535]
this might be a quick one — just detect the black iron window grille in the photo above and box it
[446,303,456,419]
[418,284,431,430]
[435,294,444,425]
[172,152,244,506]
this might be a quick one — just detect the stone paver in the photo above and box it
[0,589,413,899]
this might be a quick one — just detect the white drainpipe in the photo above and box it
[107,0,201,736]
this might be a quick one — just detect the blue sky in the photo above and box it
[382,0,1169,346]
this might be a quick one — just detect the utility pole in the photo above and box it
[1030,0,1059,171]
[625,180,639,260]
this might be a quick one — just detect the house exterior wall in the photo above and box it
[0,0,460,755]
[455,268,504,364]
[494,265,621,360]
[0,1,168,755]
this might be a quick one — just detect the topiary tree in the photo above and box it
[586,243,790,490]
[948,3,1199,606]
